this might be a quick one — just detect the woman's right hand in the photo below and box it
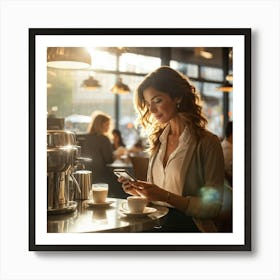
[117,176,140,196]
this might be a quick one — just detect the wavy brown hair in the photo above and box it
[134,66,208,154]
[87,112,111,135]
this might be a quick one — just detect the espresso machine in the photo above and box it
[47,130,82,215]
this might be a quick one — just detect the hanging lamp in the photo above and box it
[81,75,101,90]
[47,47,91,69]
[217,47,233,92]
[111,78,130,94]
[194,47,213,59]
[226,73,233,82]
[216,80,233,92]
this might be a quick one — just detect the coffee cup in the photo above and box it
[126,196,147,213]
[91,183,108,203]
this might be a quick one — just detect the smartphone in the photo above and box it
[113,169,137,182]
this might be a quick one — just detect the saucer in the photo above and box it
[119,206,157,218]
[85,200,114,208]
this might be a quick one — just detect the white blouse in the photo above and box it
[152,125,191,206]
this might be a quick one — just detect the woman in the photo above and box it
[112,128,127,160]
[83,112,114,183]
[112,129,126,150]
[221,121,233,187]
[118,66,225,232]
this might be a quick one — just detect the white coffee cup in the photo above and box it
[91,183,108,203]
[126,196,147,213]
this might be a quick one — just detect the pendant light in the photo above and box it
[216,81,233,92]
[111,78,130,94]
[226,72,233,82]
[217,48,233,92]
[81,75,101,90]
[194,47,213,59]
[47,47,91,69]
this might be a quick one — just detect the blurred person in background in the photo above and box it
[112,129,126,150]
[111,129,127,160]
[221,121,233,187]
[128,138,146,155]
[83,111,114,183]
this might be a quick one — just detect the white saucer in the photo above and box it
[85,200,114,208]
[119,206,157,217]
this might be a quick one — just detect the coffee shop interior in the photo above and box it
[47,46,233,233]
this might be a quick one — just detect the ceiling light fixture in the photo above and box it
[217,80,233,92]
[81,75,101,90]
[217,48,233,92]
[194,47,213,59]
[226,73,233,82]
[47,47,91,69]
[199,50,213,59]
[111,78,130,94]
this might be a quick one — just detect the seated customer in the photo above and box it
[111,129,127,160]
[221,121,233,187]
[83,112,114,183]
[118,66,225,232]
[112,129,126,150]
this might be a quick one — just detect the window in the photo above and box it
[47,50,161,146]
[119,53,160,73]
[47,48,230,141]
[89,49,116,71]
[200,66,223,82]
[171,62,225,137]
[118,75,144,147]
[202,82,223,136]
[170,61,198,78]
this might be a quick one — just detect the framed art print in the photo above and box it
[29,28,251,251]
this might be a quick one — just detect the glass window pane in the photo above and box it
[74,71,115,116]
[47,50,229,140]
[201,66,223,81]
[119,53,161,73]
[89,49,117,71]
[201,82,223,137]
[47,69,75,118]
[118,75,144,148]
[203,82,223,98]
[170,60,198,78]
[228,91,233,121]
[190,80,202,93]
[48,70,116,133]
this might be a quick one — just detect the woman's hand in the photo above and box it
[117,176,140,196]
[129,180,168,202]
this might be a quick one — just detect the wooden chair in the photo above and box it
[129,154,149,181]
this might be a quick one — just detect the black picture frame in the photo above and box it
[29,28,251,251]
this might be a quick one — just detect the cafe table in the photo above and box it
[47,197,169,233]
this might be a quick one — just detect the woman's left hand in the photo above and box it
[129,180,167,202]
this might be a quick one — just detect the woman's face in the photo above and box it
[102,120,110,133]
[143,87,179,124]
[113,132,119,142]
